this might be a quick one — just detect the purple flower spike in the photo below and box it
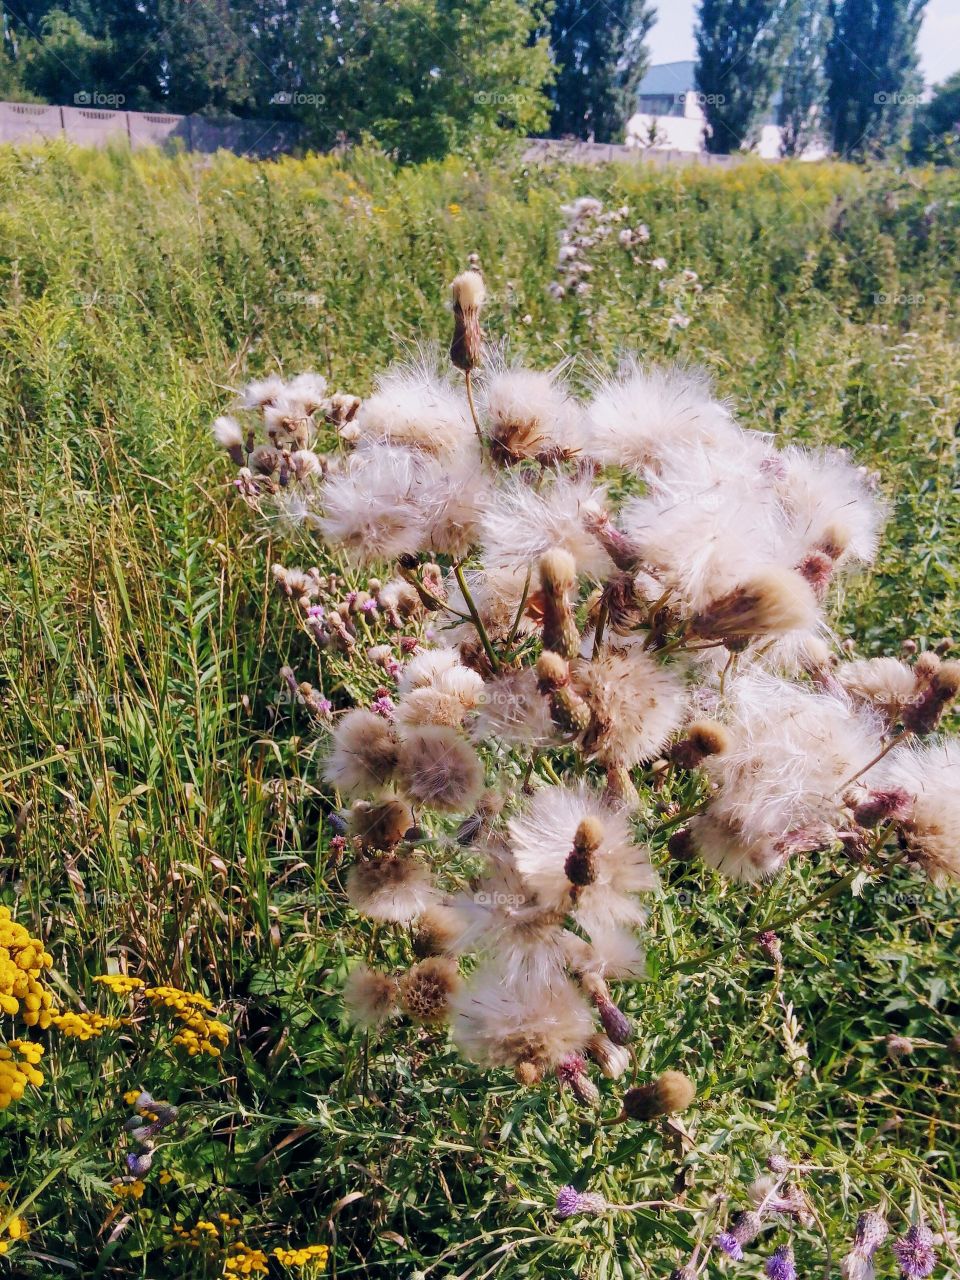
[555,1186,583,1220]
[765,1245,796,1280]
[715,1231,744,1261]
[893,1225,937,1279]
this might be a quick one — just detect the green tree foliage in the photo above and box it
[911,69,960,164]
[778,0,831,155]
[548,0,655,142]
[296,0,553,161]
[825,0,927,156]
[694,0,795,153]
[0,0,552,160]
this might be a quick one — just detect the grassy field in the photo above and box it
[0,141,958,1278]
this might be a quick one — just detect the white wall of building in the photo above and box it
[625,91,827,160]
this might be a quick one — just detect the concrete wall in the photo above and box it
[523,138,746,167]
[0,101,300,157]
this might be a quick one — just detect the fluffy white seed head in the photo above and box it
[396,725,484,812]
[481,473,613,579]
[319,445,437,564]
[342,964,398,1028]
[574,645,687,768]
[354,360,476,458]
[875,740,960,884]
[481,365,583,464]
[346,852,436,922]
[324,709,399,797]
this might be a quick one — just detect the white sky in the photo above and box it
[648,0,960,87]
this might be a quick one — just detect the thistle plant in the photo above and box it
[209,263,960,1123]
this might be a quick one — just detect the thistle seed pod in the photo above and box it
[564,816,603,888]
[622,1070,696,1120]
[586,1032,632,1079]
[903,659,960,733]
[670,720,731,769]
[449,270,485,372]
[539,548,580,659]
[536,651,591,735]
[556,1053,600,1107]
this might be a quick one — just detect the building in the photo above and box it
[625,60,827,160]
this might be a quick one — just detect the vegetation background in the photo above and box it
[0,142,957,1276]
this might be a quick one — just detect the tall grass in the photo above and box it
[0,141,956,1276]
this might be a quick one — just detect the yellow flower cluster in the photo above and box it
[0,1215,29,1254]
[0,1040,44,1110]
[142,986,231,1057]
[224,1241,269,1275]
[274,1243,330,1270]
[51,1011,128,1040]
[112,1179,146,1201]
[169,1214,240,1249]
[0,908,55,1028]
[93,975,144,996]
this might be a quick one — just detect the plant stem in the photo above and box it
[464,369,483,448]
[592,597,609,658]
[506,566,532,648]
[453,561,500,672]
[837,728,912,793]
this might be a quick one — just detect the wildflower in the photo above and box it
[691,569,818,648]
[399,956,460,1024]
[94,974,145,996]
[225,1241,270,1275]
[318,445,437,564]
[211,415,246,465]
[449,270,485,372]
[274,1243,331,1269]
[556,1052,600,1106]
[575,644,687,770]
[555,1185,608,1219]
[353,359,475,458]
[581,974,634,1045]
[346,853,436,923]
[481,365,582,466]
[886,1034,914,1059]
[323,709,400,797]
[348,797,413,852]
[451,969,593,1080]
[481,472,612,579]
[395,725,484,813]
[876,740,960,882]
[621,1070,696,1120]
[508,783,656,928]
[766,1245,796,1280]
[342,964,398,1028]
[536,651,592,736]
[0,908,55,1029]
[892,1224,937,1279]
[52,1010,127,1039]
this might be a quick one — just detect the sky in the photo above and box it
[647,0,960,87]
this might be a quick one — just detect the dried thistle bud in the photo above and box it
[449,270,485,372]
[556,1053,600,1107]
[212,415,246,466]
[398,956,460,1025]
[602,762,640,809]
[691,569,817,648]
[758,930,782,966]
[852,787,912,828]
[586,1032,631,1079]
[797,550,835,600]
[564,816,604,887]
[935,637,953,656]
[670,720,731,769]
[667,827,697,862]
[536,651,591,735]
[913,650,941,681]
[539,548,580,659]
[886,1034,914,1059]
[901,638,919,656]
[581,972,633,1044]
[622,1070,696,1120]
[515,1059,543,1085]
[853,1209,889,1256]
[903,659,960,733]
[250,444,281,475]
[348,797,413,852]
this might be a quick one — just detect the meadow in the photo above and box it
[0,140,958,1278]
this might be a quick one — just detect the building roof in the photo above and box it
[636,61,696,97]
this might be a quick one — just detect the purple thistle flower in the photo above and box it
[361,598,379,615]
[555,1186,584,1220]
[892,1225,937,1279]
[371,695,395,718]
[316,697,333,715]
[715,1232,744,1261]
[854,1211,889,1257]
[765,1245,796,1280]
[126,1150,153,1176]
[306,605,325,620]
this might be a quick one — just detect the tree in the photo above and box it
[155,0,254,116]
[778,0,831,155]
[825,0,928,157]
[297,0,553,162]
[548,0,655,142]
[694,0,795,154]
[911,68,960,164]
